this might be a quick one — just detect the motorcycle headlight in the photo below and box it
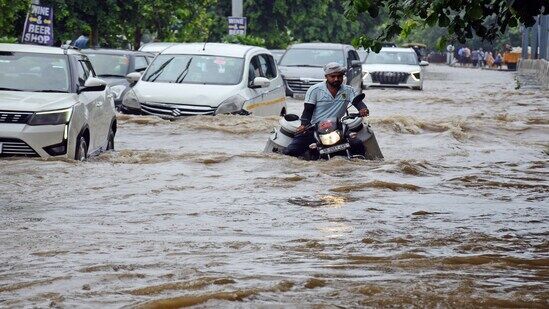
[411,71,421,81]
[28,107,73,126]
[215,94,246,115]
[319,131,341,146]
[110,85,127,100]
[122,89,140,109]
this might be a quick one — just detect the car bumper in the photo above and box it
[362,73,422,89]
[0,123,68,158]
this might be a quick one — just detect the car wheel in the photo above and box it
[75,136,88,161]
[106,126,115,151]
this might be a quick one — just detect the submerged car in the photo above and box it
[362,47,428,90]
[0,44,116,160]
[122,43,286,118]
[277,43,363,98]
[82,49,154,107]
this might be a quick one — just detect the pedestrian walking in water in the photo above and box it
[457,47,465,66]
[463,47,471,67]
[485,51,494,68]
[74,33,89,49]
[494,53,503,69]
[478,48,485,68]
[471,49,479,67]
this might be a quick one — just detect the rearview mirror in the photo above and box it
[126,72,142,84]
[352,93,365,105]
[250,77,270,89]
[420,60,429,66]
[351,60,362,67]
[283,114,300,121]
[79,77,107,93]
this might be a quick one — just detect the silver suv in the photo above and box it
[0,44,116,160]
[277,43,363,98]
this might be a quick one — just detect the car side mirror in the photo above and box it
[250,76,270,89]
[79,77,107,93]
[126,72,142,84]
[420,60,429,66]
[351,60,362,67]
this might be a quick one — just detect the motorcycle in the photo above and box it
[264,94,383,160]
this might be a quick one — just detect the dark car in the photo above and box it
[81,49,154,107]
[277,43,363,98]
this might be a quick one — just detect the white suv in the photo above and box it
[361,47,428,90]
[0,44,117,160]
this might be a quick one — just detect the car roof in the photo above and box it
[288,43,351,50]
[380,47,416,52]
[0,43,81,55]
[81,48,153,56]
[161,43,265,58]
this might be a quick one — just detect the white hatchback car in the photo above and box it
[361,47,428,90]
[122,43,287,118]
[0,44,116,160]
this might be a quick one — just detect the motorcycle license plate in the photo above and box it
[319,143,350,155]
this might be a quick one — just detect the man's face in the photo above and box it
[325,72,344,88]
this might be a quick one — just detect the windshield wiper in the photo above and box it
[175,57,193,83]
[97,74,125,78]
[34,90,69,93]
[146,57,175,82]
[284,64,322,67]
[0,87,23,91]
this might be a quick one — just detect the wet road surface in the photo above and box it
[1,65,548,307]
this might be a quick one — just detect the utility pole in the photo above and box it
[532,16,540,59]
[541,14,548,60]
[521,25,530,59]
[232,0,243,17]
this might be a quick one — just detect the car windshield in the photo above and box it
[279,49,344,67]
[142,54,244,85]
[86,53,129,77]
[0,52,70,92]
[364,51,419,65]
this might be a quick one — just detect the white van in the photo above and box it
[122,43,287,118]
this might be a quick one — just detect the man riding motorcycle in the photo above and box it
[283,62,369,158]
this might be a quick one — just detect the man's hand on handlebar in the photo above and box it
[359,108,369,117]
[296,124,306,134]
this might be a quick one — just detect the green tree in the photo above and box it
[345,0,547,51]
[0,0,31,39]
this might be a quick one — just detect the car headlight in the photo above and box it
[319,131,341,146]
[362,70,369,77]
[110,85,127,100]
[215,94,246,115]
[28,107,73,126]
[122,89,140,109]
[411,71,421,81]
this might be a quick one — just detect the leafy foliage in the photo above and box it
[345,0,547,52]
[0,0,543,51]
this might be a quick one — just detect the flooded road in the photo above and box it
[1,65,548,307]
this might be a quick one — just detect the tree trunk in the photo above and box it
[134,26,142,50]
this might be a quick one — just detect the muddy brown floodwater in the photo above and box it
[1,65,548,308]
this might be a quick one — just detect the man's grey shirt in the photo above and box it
[303,82,358,125]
